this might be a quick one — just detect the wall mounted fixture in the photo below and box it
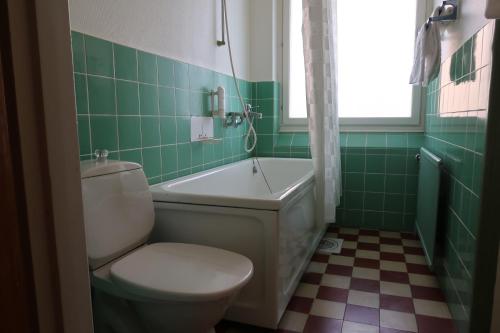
[217,0,226,46]
[426,0,458,29]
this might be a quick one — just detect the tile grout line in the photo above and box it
[82,34,93,158]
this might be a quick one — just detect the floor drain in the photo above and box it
[317,238,344,254]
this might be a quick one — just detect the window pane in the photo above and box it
[288,0,307,118]
[337,0,417,118]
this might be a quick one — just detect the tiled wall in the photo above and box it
[71,31,252,184]
[336,133,423,232]
[252,82,424,232]
[424,22,494,332]
[253,82,312,158]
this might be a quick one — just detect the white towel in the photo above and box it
[486,0,500,18]
[409,8,441,87]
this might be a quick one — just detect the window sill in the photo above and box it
[280,124,424,133]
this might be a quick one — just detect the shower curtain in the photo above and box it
[302,0,342,224]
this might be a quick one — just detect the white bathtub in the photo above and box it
[150,158,325,329]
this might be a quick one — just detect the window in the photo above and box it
[281,0,425,131]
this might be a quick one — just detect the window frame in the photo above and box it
[280,0,428,133]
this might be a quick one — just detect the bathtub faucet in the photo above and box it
[244,104,262,119]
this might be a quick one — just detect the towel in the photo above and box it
[409,8,441,87]
[486,0,500,18]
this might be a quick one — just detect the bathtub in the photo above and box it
[150,158,325,328]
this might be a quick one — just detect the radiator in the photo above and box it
[415,147,442,268]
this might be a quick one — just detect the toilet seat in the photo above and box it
[109,243,253,302]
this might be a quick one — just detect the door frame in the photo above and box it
[2,0,93,332]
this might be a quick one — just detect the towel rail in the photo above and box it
[426,0,458,29]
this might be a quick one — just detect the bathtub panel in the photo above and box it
[151,202,280,328]
[279,182,323,316]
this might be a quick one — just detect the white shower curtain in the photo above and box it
[302,0,342,224]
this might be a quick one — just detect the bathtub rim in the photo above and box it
[150,157,314,211]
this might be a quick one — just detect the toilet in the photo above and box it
[80,159,253,333]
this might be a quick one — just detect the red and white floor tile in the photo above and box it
[215,227,457,333]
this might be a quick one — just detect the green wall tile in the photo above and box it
[256,82,275,99]
[71,31,86,73]
[345,191,364,210]
[202,143,215,164]
[344,210,363,227]
[366,133,386,148]
[85,35,113,76]
[292,133,309,147]
[190,91,205,116]
[90,115,117,151]
[175,89,190,116]
[74,74,88,115]
[158,57,175,87]
[77,116,91,155]
[177,143,191,170]
[384,194,405,213]
[120,149,142,165]
[138,51,157,84]
[346,154,365,173]
[387,133,407,148]
[386,155,406,174]
[364,211,384,229]
[139,84,159,115]
[214,143,223,160]
[255,99,274,117]
[159,87,175,116]
[386,174,405,194]
[88,76,115,115]
[345,173,364,192]
[346,133,366,148]
[256,118,274,134]
[142,147,161,178]
[114,44,137,81]
[174,62,189,89]
[141,117,161,147]
[366,155,385,173]
[118,116,141,150]
[383,213,403,230]
[365,174,385,193]
[176,117,190,143]
[405,175,418,194]
[223,138,233,157]
[161,145,177,174]
[116,81,139,115]
[364,192,384,211]
[191,142,203,166]
[160,117,177,145]
[276,134,293,147]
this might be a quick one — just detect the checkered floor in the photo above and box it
[215,227,457,333]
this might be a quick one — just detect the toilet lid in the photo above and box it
[109,243,253,302]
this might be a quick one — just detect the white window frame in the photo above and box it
[280,0,427,132]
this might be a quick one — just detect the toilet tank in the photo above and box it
[80,160,154,269]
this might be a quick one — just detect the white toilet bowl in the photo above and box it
[92,243,253,333]
[80,160,253,333]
